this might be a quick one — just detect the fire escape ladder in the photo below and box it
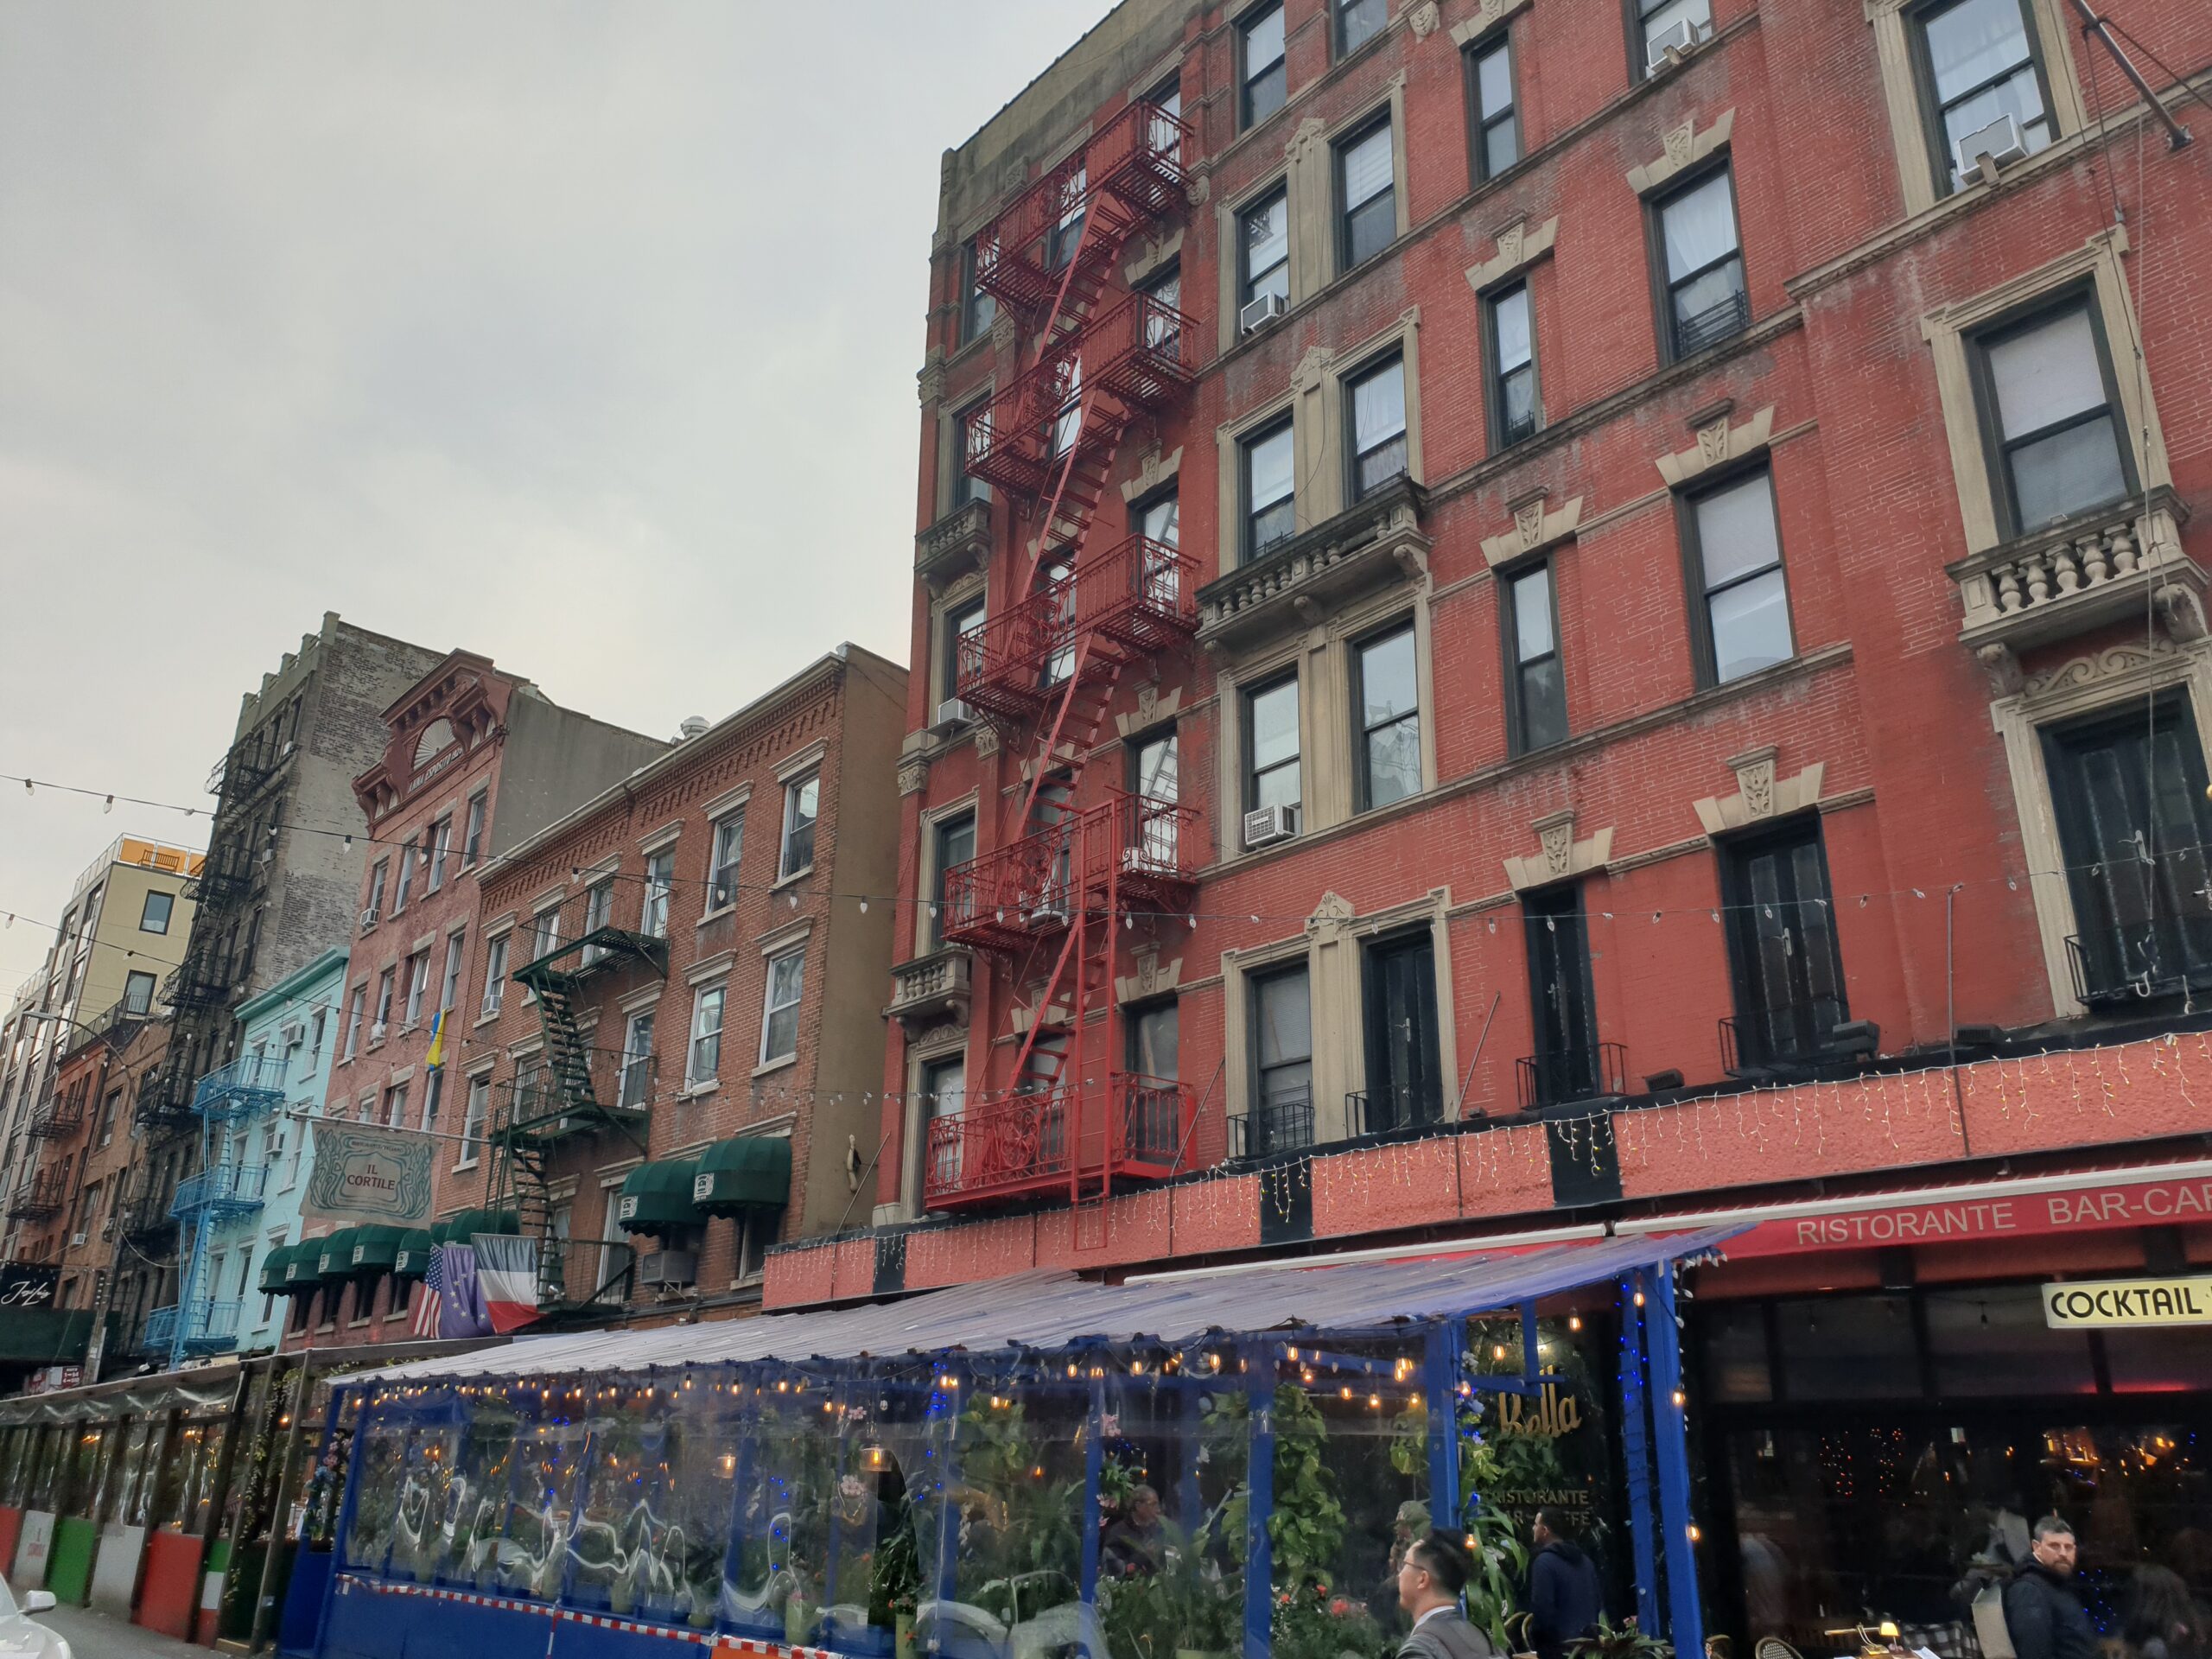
[1011,635,1127,843]
[528,970,601,1115]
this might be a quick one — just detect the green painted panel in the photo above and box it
[207,1536,231,1572]
[46,1516,96,1605]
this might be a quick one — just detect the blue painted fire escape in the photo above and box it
[149,1053,283,1368]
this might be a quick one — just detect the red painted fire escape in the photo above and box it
[928,99,1200,1219]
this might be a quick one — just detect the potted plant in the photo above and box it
[1570,1618,1673,1659]
[869,1501,923,1659]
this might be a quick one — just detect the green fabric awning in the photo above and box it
[390,1229,436,1281]
[348,1225,404,1275]
[314,1228,360,1283]
[434,1208,518,1246]
[618,1160,705,1240]
[282,1244,320,1292]
[693,1135,791,1218]
[258,1243,297,1294]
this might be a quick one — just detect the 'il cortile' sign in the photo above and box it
[303,1125,435,1225]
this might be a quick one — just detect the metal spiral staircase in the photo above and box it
[931,98,1202,1227]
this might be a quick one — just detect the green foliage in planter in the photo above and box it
[1205,1385,1343,1595]
[1100,1521,1243,1659]
[1569,1618,1672,1659]
[868,1495,923,1627]
[955,1396,1083,1598]
[1271,1578,1394,1659]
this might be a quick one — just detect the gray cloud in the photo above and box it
[0,0,1115,988]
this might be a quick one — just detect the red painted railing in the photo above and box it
[940,793,1197,956]
[953,535,1195,716]
[922,1071,1192,1207]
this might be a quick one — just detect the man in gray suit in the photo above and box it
[1398,1533,1502,1659]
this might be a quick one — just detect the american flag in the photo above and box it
[410,1245,445,1338]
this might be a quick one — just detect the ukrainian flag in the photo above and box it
[425,1007,448,1071]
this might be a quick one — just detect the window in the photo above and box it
[530,906,560,965]
[1364,931,1443,1131]
[1685,469,1794,685]
[421,1068,442,1134]
[1139,263,1183,355]
[1486,282,1539,448]
[1250,965,1314,1148]
[944,596,987,707]
[1046,165,1088,271]
[1973,294,2131,535]
[365,861,388,921]
[960,237,996,346]
[425,817,452,893]
[1244,676,1301,825]
[403,951,429,1027]
[922,1054,966,1194]
[1337,0,1387,54]
[1916,0,2053,195]
[1347,355,1408,499]
[98,1090,120,1148]
[1048,359,1084,458]
[709,812,746,912]
[392,842,415,914]
[341,985,366,1060]
[439,931,464,1016]
[122,970,156,1016]
[1243,420,1295,560]
[1523,884,1601,1106]
[1467,35,1520,180]
[480,933,509,1017]
[619,1011,655,1109]
[138,891,174,935]
[687,986,725,1087]
[640,851,674,938]
[1656,168,1746,358]
[1128,1001,1179,1080]
[1636,0,1712,73]
[953,401,993,507]
[460,1075,488,1166]
[2044,696,2212,1005]
[1241,3,1287,127]
[1239,188,1290,318]
[779,773,818,879]
[462,791,487,867]
[931,812,976,946]
[1354,625,1421,811]
[372,968,395,1037]
[760,948,804,1065]
[1336,119,1396,270]
[1130,730,1181,870]
[1719,817,1848,1071]
[1502,563,1569,753]
[382,1082,407,1128]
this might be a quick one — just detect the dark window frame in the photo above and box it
[1482,277,1541,452]
[1676,461,1795,690]
[1126,996,1181,1080]
[1333,111,1398,274]
[1335,0,1389,57]
[1238,183,1292,314]
[1247,961,1314,1120]
[1240,416,1297,563]
[1716,813,1851,1071]
[1351,619,1421,814]
[929,810,976,949]
[138,891,174,936]
[1239,1,1289,130]
[1645,160,1749,365]
[1522,880,1601,1106]
[1343,349,1409,503]
[959,238,997,347]
[1905,0,2059,200]
[1243,671,1302,819]
[951,397,993,509]
[1966,283,2137,543]
[1627,0,1713,82]
[1463,29,1522,183]
[943,594,987,704]
[1499,556,1568,755]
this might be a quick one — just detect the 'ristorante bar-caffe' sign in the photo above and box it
[2043,1276,2212,1328]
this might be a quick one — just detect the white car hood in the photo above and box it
[0,1615,67,1658]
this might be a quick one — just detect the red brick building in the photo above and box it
[296,652,666,1339]
[442,645,906,1325]
[831,0,2212,1631]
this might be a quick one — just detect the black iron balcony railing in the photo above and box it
[2066,931,2212,1009]
[1231,1086,1314,1159]
[1515,1041,1629,1111]
[1671,282,1751,359]
[1347,1084,1447,1138]
[23,1081,82,1141]
[1719,1000,1856,1078]
[4,1168,68,1223]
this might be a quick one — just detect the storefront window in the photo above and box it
[0,1427,34,1508]
[438,1395,518,1586]
[1700,1301,1774,1403]
[1773,1295,1920,1401]
[1924,1287,2096,1397]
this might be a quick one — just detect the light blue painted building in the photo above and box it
[156,948,346,1364]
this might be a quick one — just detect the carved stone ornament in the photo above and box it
[1480,494,1585,569]
[918,361,947,407]
[1693,749,1826,835]
[1286,118,1328,168]
[1290,345,1336,396]
[1464,216,1559,295]
[1656,406,1775,486]
[1503,811,1616,891]
[2024,637,2179,700]
[974,725,1001,758]
[1627,108,1737,195]
[1539,814,1575,876]
[1731,746,1778,819]
[1975,642,2025,696]
[1515,499,1547,549]
[1188,172,1211,206]
[1662,121,1696,168]
[990,310,1017,352]
[1497,222,1526,269]
[1451,0,1535,41]
[1410,2,1442,37]
[1306,891,1357,940]
[897,754,931,797]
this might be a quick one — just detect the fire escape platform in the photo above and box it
[922,1072,1192,1211]
[515,925,670,989]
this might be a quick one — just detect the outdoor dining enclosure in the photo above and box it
[313,1230,1730,1659]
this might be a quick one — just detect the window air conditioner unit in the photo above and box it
[1239,292,1287,335]
[279,1021,307,1048]
[359,907,378,931]
[639,1249,697,1290]
[369,1021,388,1045]
[1645,16,1707,68]
[1955,113,2027,182]
[1026,902,1068,929]
[281,740,297,759]
[1243,804,1300,849]
[935,698,974,733]
[70,1233,86,1249]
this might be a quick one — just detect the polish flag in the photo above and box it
[471,1233,543,1333]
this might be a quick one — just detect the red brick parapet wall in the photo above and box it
[764,1032,2212,1308]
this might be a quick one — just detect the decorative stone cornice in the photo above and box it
[1115,683,1183,738]
[1306,892,1357,942]
[1627,108,1735,195]
[1120,447,1183,505]
[1481,493,1584,568]
[1693,747,1825,835]
[1450,0,1534,42]
[1465,216,1559,295]
[1503,810,1615,890]
[1655,404,1774,486]
[1410,2,1442,38]
[1289,345,1336,396]
[918,357,946,407]
[1115,950,1184,1004]
[896,754,931,798]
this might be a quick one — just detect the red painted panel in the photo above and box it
[136,1530,203,1642]
[1170,1177,1259,1255]
[0,1510,19,1583]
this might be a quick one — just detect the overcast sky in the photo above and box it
[0,1,1117,992]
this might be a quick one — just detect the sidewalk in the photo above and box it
[36,1605,207,1657]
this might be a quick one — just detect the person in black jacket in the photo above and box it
[1528,1509,1605,1659]
[2005,1517,2096,1659]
